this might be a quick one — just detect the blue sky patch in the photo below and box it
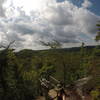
[57,0,100,15]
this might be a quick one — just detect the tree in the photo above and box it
[81,22,100,99]
[0,41,19,100]
[82,46,100,98]
[40,40,67,85]
[79,42,88,78]
[0,41,17,100]
[0,41,27,100]
[5,49,25,100]
[40,40,62,49]
[95,21,100,41]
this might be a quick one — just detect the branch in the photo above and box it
[6,40,15,50]
[0,45,6,48]
[0,40,15,50]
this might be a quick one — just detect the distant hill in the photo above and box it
[16,45,100,56]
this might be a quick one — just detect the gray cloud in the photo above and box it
[73,8,99,34]
[10,23,35,34]
[0,0,6,17]
[0,0,100,50]
[43,3,74,25]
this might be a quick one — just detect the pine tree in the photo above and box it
[0,47,25,100]
[95,21,100,41]
[79,42,88,78]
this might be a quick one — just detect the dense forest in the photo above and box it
[0,43,100,100]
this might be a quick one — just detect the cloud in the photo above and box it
[0,0,100,50]
[0,0,6,17]
[82,0,92,9]
[42,2,74,25]
[10,23,35,35]
[74,8,99,34]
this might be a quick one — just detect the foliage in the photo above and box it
[95,21,100,41]
[91,88,100,100]
[0,45,100,99]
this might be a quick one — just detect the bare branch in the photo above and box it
[0,40,15,50]
[0,45,6,48]
[40,40,62,49]
[6,40,15,50]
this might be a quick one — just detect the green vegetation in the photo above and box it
[0,44,100,100]
[95,21,100,41]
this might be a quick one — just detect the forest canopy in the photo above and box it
[0,42,100,100]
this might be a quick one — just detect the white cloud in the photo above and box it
[0,0,6,17]
[0,0,99,50]
[82,0,92,9]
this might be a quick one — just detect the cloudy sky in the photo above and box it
[0,0,100,50]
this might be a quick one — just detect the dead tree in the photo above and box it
[39,75,92,100]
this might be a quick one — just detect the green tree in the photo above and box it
[83,46,100,96]
[79,42,88,78]
[0,49,22,100]
[95,21,100,41]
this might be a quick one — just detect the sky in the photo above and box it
[0,0,100,50]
